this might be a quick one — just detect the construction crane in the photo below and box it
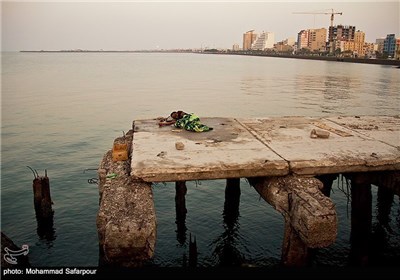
[293,9,343,55]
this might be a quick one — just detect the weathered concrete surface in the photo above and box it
[239,116,400,175]
[249,175,337,248]
[97,129,156,267]
[131,116,399,182]
[326,115,400,148]
[131,118,288,182]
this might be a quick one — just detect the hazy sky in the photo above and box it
[1,1,399,51]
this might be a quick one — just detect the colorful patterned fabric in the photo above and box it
[174,113,213,132]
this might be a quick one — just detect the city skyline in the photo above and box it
[2,1,399,51]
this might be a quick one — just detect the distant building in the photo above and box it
[243,30,257,50]
[375,38,385,54]
[395,38,400,60]
[297,28,326,52]
[329,25,356,41]
[328,25,355,51]
[275,37,296,53]
[354,30,365,56]
[274,43,294,53]
[283,37,296,46]
[383,34,396,57]
[232,44,240,51]
[363,42,376,58]
[251,31,275,50]
[309,28,327,51]
[297,30,309,50]
[340,30,365,56]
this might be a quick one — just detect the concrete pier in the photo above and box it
[249,175,337,266]
[97,115,399,267]
[131,116,399,181]
[96,130,157,267]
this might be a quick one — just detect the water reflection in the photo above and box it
[36,217,56,249]
[377,67,400,93]
[210,179,244,266]
[397,198,400,231]
[240,77,265,96]
[370,187,395,266]
[376,187,394,232]
[322,75,354,100]
[294,74,363,114]
[347,173,400,267]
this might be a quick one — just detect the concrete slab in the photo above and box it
[130,116,400,182]
[239,116,400,175]
[326,115,400,148]
[131,118,289,182]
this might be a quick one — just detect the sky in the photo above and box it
[1,1,399,51]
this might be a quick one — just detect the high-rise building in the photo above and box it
[309,28,327,51]
[336,30,365,57]
[383,34,396,57]
[375,38,385,54]
[329,25,356,41]
[328,25,355,51]
[251,31,275,50]
[297,28,326,52]
[243,30,257,50]
[297,30,309,50]
[353,30,365,55]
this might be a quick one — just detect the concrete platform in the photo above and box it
[131,116,400,182]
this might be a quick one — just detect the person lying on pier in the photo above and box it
[174,113,213,132]
[158,111,213,132]
[158,110,187,126]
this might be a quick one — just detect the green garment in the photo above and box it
[174,113,213,132]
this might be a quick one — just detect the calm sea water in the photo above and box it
[1,52,399,268]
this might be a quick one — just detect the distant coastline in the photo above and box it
[19,50,400,66]
[224,51,400,66]
[19,50,190,53]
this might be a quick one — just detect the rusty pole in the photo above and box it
[30,168,54,222]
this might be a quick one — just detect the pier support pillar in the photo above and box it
[376,186,394,228]
[249,175,337,266]
[175,181,187,245]
[315,174,338,197]
[224,178,241,227]
[370,171,400,196]
[346,173,372,266]
[97,130,156,267]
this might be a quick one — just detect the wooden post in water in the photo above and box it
[30,168,54,223]
[347,173,372,266]
[175,181,187,245]
[224,178,241,228]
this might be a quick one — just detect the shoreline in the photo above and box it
[18,50,400,66]
[221,52,400,66]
